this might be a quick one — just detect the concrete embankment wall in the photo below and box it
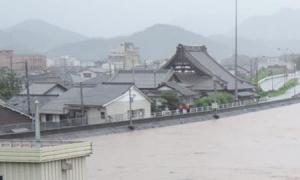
[1,97,300,139]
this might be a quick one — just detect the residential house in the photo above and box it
[7,82,67,115]
[109,69,199,106]
[0,103,32,126]
[39,83,152,124]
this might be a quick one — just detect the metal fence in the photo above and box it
[0,99,267,135]
[0,118,85,135]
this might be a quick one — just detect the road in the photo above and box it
[259,73,299,92]
[72,103,300,180]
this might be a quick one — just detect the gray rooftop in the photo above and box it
[40,83,133,114]
[7,95,58,115]
[160,82,197,96]
[110,69,174,89]
[19,82,66,96]
[163,44,254,91]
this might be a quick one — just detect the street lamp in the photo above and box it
[212,76,220,119]
[234,0,239,103]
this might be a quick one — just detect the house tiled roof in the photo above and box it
[0,104,32,125]
[40,83,134,115]
[110,69,174,89]
[19,83,66,95]
[174,73,225,91]
[160,82,197,96]
[7,95,58,115]
[163,44,254,91]
[83,74,110,85]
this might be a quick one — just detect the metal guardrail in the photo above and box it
[0,118,85,135]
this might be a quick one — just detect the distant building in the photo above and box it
[108,42,140,70]
[0,50,13,70]
[0,50,46,74]
[13,54,47,73]
[47,56,80,67]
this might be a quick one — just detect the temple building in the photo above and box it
[162,44,255,98]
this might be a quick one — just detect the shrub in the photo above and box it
[195,92,234,106]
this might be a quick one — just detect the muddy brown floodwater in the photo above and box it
[82,103,300,180]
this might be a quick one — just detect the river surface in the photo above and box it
[83,103,300,180]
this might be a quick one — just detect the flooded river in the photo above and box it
[83,103,300,180]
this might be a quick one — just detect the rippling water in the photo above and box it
[83,103,300,180]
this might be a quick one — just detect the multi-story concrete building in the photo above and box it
[13,54,47,73]
[47,56,81,67]
[0,50,13,70]
[108,42,140,70]
[0,50,47,74]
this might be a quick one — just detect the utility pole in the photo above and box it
[234,0,239,102]
[255,58,259,90]
[128,86,134,130]
[25,61,31,115]
[132,59,135,84]
[154,70,157,88]
[79,82,85,125]
[34,100,41,146]
[212,76,219,119]
[109,62,112,79]
[294,63,297,97]
[271,69,274,91]
[10,52,13,75]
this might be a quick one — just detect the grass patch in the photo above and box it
[259,79,298,97]
[250,67,269,84]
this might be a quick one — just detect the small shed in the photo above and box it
[0,140,92,180]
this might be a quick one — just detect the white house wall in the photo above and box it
[86,108,106,125]
[105,87,151,118]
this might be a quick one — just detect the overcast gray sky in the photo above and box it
[1,0,300,37]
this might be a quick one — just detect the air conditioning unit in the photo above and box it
[61,160,73,171]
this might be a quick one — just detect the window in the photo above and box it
[83,73,92,78]
[101,112,106,119]
[45,114,53,122]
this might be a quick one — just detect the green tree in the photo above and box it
[160,91,180,110]
[195,92,234,106]
[0,69,20,99]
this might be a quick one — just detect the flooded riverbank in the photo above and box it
[81,103,300,179]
